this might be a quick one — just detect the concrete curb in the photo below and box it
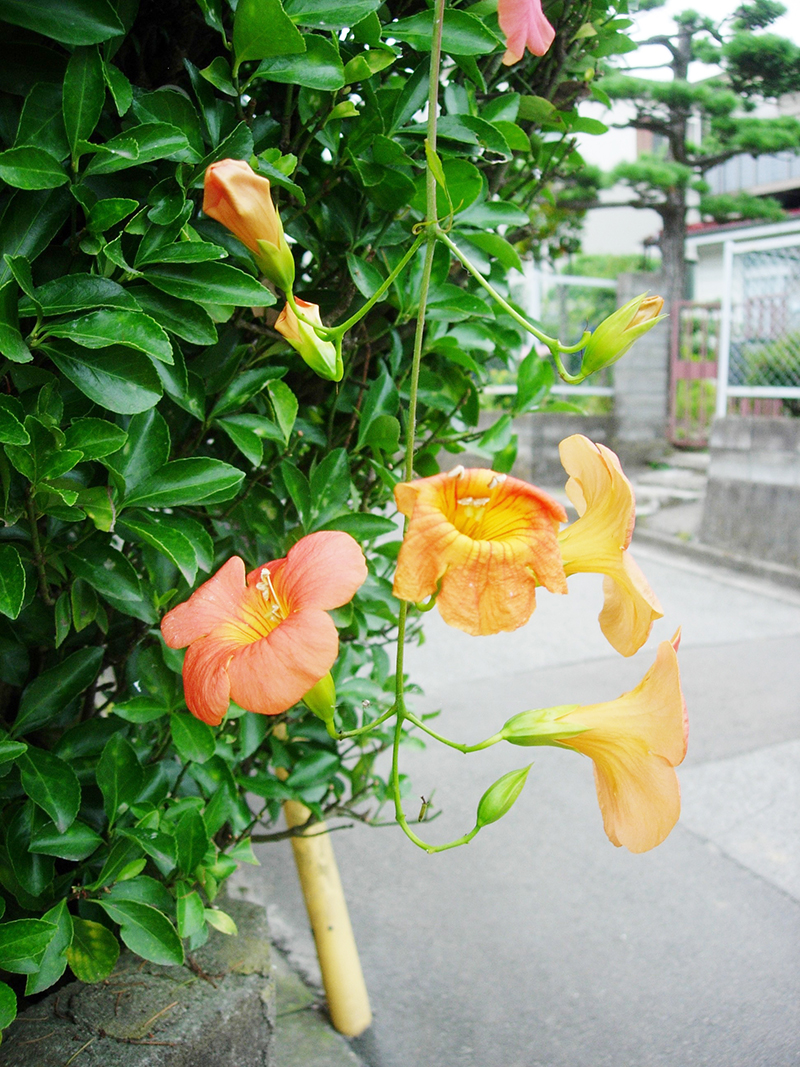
[633,526,800,592]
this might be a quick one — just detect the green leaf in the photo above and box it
[0,737,27,767]
[234,0,305,68]
[171,713,216,764]
[175,808,208,878]
[45,341,163,414]
[84,122,192,175]
[0,147,68,190]
[118,511,199,585]
[251,34,345,90]
[99,900,183,966]
[18,747,81,833]
[411,158,482,217]
[123,458,245,508]
[47,310,174,364]
[0,0,124,45]
[107,874,174,913]
[137,241,227,266]
[67,917,119,982]
[319,512,396,538]
[0,544,25,620]
[25,900,73,996]
[346,252,385,299]
[204,908,238,936]
[0,981,15,1030]
[128,285,218,345]
[285,0,381,29]
[30,821,103,861]
[356,368,398,450]
[215,417,263,467]
[118,830,176,877]
[388,10,500,55]
[199,56,238,96]
[267,379,298,444]
[66,540,145,607]
[286,749,340,789]
[107,408,170,492]
[517,95,556,123]
[104,61,133,116]
[281,461,311,528]
[0,919,56,974]
[142,261,276,306]
[177,889,206,939]
[343,46,396,82]
[14,83,69,160]
[464,231,523,272]
[64,418,127,460]
[0,187,72,288]
[0,280,32,363]
[13,647,103,736]
[97,733,144,825]
[513,351,554,415]
[478,412,513,452]
[86,197,138,231]
[63,46,105,160]
[19,274,139,315]
[112,695,170,724]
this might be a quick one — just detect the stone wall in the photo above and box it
[700,416,800,569]
[612,272,670,465]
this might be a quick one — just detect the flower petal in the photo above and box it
[247,531,367,611]
[182,636,238,726]
[226,608,339,716]
[599,555,663,658]
[498,0,555,65]
[438,552,538,635]
[162,557,247,649]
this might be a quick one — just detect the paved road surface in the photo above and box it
[234,542,800,1067]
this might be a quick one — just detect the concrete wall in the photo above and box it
[612,272,670,465]
[700,416,800,568]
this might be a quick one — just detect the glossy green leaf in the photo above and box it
[63,46,105,160]
[285,0,381,29]
[175,807,208,878]
[124,458,245,508]
[25,900,73,996]
[137,241,227,266]
[47,310,173,364]
[0,187,72,288]
[107,408,170,492]
[234,0,305,68]
[67,917,119,982]
[0,544,25,620]
[99,900,184,966]
[67,540,143,605]
[0,919,56,974]
[0,0,123,44]
[0,280,32,363]
[464,231,523,272]
[251,35,345,90]
[119,829,176,877]
[343,46,396,82]
[8,803,54,896]
[30,821,103,861]
[204,908,237,935]
[64,418,127,460]
[0,737,27,767]
[0,147,68,189]
[19,274,138,315]
[388,10,500,55]
[286,749,340,789]
[267,379,298,443]
[128,285,218,345]
[171,713,216,764]
[112,696,170,724]
[0,980,15,1030]
[356,369,398,450]
[97,733,144,825]
[319,512,397,538]
[215,418,263,467]
[103,60,133,115]
[86,197,138,231]
[13,647,103,736]
[177,889,206,938]
[45,342,163,414]
[118,511,199,585]
[142,261,276,306]
[411,158,482,217]
[18,747,81,833]
[85,122,192,175]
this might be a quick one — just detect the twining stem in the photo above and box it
[335,704,398,740]
[26,493,52,606]
[435,229,591,359]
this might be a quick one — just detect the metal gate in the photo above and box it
[669,301,719,446]
[717,235,800,417]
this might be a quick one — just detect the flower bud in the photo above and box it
[302,671,336,725]
[475,764,532,828]
[203,159,295,293]
[501,705,588,746]
[275,299,343,382]
[579,293,665,377]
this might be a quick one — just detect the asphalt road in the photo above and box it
[234,542,800,1067]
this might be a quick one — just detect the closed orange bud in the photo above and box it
[203,159,295,292]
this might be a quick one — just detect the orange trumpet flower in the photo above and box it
[498,0,555,66]
[161,532,367,725]
[392,466,568,636]
[557,435,663,657]
[503,632,688,853]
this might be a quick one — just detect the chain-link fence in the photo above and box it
[718,236,800,416]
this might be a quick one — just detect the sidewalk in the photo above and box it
[233,463,800,1067]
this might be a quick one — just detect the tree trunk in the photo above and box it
[659,193,688,317]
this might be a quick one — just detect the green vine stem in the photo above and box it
[403,711,504,754]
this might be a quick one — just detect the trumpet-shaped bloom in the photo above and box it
[393,466,568,636]
[275,299,342,382]
[558,435,663,657]
[498,0,555,65]
[203,158,295,292]
[579,293,665,378]
[503,633,688,852]
[161,532,367,725]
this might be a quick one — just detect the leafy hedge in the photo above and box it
[0,0,634,1031]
